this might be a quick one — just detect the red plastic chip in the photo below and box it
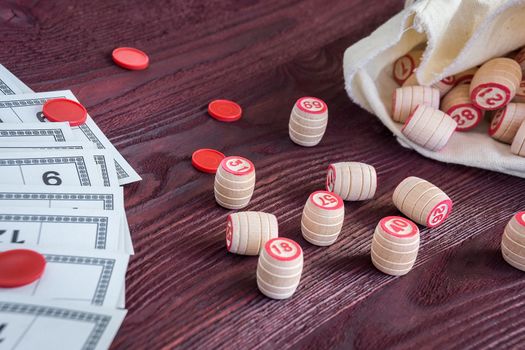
[0,249,46,288]
[112,47,149,70]
[42,98,87,126]
[192,148,225,174]
[208,100,242,122]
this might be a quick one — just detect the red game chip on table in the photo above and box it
[208,100,242,122]
[0,249,46,288]
[42,98,87,126]
[191,149,225,174]
[112,47,149,70]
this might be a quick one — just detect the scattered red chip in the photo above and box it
[192,148,225,174]
[42,98,87,126]
[208,100,242,122]
[0,249,46,288]
[112,47,149,70]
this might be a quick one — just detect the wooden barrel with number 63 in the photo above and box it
[214,156,256,209]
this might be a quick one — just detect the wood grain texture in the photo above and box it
[2,0,525,349]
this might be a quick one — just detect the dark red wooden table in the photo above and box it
[2,0,525,348]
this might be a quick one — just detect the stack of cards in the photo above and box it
[0,64,139,350]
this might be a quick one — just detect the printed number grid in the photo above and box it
[0,156,91,186]
[0,301,112,350]
[0,96,130,180]
[44,255,116,305]
[0,192,115,209]
[0,80,15,95]
[0,129,67,142]
[0,214,110,249]
[93,155,111,187]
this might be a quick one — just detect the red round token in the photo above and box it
[192,148,225,174]
[42,98,87,127]
[112,47,149,70]
[208,100,242,122]
[0,249,46,288]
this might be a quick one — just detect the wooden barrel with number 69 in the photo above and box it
[214,156,256,209]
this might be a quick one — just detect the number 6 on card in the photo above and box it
[0,151,115,187]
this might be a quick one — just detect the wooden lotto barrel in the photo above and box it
[226,212,278,255]
[326,162,377,201]
[401,105,457,151]
[441,84,483,131]
[402,73,456,96]
[301,190,344,246]
[511,120,525,157]
[489,103,525,144]
[391,86,440,123]
[470,58,522,110]
[501,211,525,272]
[514,47,525,74]
[431,75,456,96]
[214,156,255,209]
[392,176,453,228]
[513,79,525,103]
[371,216,420,276]
[454,67,479,86]
[256,237,303,299]
[289,97,328,147]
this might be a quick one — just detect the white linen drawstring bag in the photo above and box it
[343,0,525,177]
